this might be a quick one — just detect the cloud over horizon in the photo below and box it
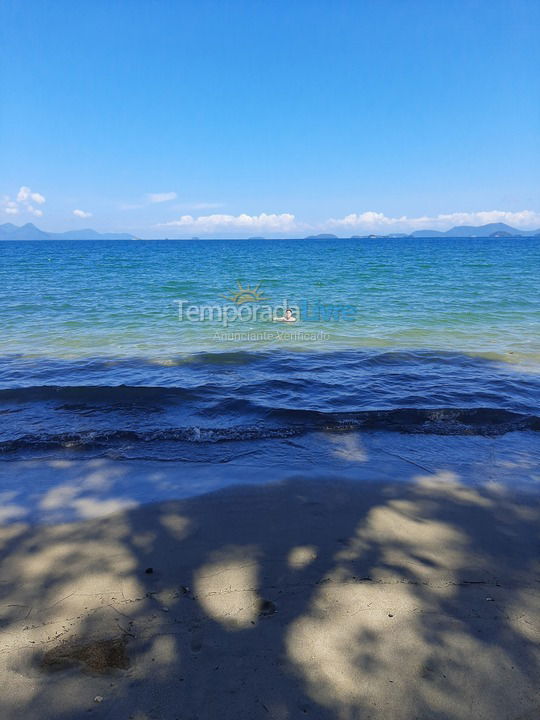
[159,212,298,233]
[325,210,540,233]
[1,186,46,217]
[156,209,540,235]
[2,193,539,237]
[73,209,92,218]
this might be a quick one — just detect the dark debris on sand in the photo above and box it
[39,636,130,674]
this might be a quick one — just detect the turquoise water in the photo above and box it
[1,237,539,362]
[0,237,539,457]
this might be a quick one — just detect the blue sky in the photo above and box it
[1,0,539,237]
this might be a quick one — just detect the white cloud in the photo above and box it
[154,208,540,236]
[325,210,540,233]
[431,210,540,229]
[159,212,298,233]
[16,186,31,203]
[73,209,92,218]
[16,186,45,205]
[31,191,45,204]
[147,192,177,204]
[3,200,19,215]
[3,186,46,217]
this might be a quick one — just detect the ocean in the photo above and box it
[1,237,539,461]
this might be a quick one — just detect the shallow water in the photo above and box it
[1,238,539,459]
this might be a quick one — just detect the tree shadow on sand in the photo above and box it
[1,444,540,720]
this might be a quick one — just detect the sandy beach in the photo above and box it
[1,430,539,720]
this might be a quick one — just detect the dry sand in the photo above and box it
[1,431,539,719]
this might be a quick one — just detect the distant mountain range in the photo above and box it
[0,223,137,241]
[409,223,540,238]
[305,223,540,239]
[1,221,539,241]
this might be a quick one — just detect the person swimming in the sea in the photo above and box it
[274,308,297,322]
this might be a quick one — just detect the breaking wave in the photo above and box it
[1,349,539,459]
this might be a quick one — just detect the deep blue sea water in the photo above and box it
[1,237,539,458]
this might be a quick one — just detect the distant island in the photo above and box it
[304,233,340,239]
[0,222,137,241]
